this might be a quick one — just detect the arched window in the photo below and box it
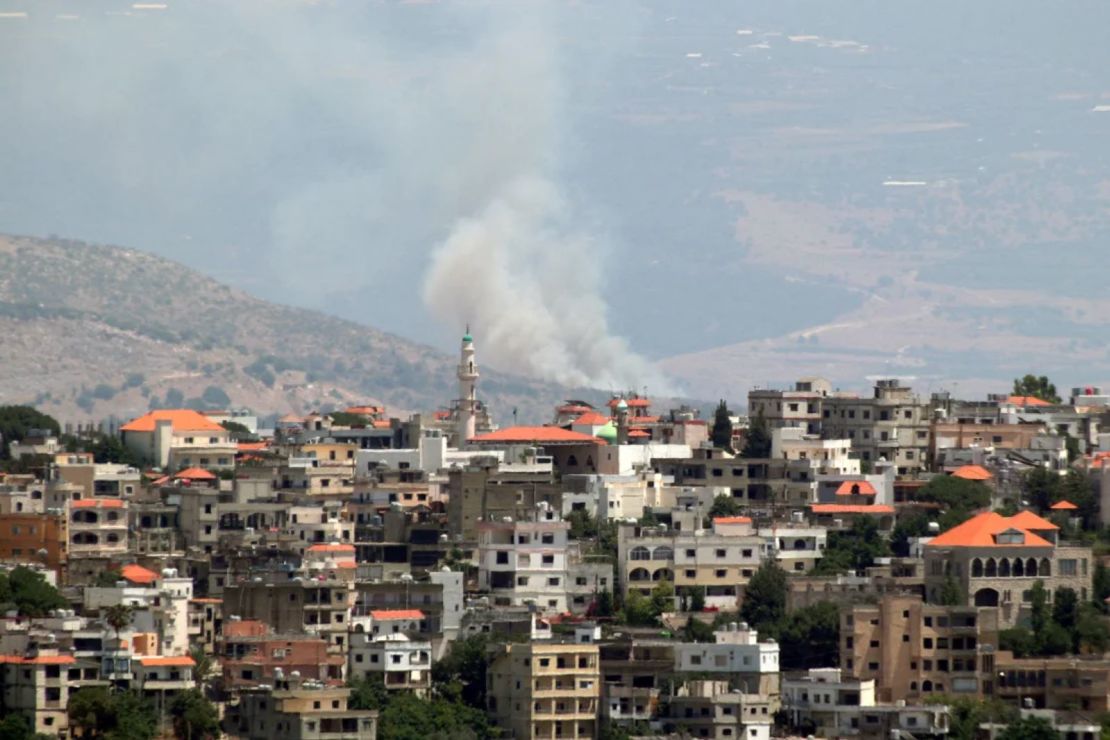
[1040,559,1051,576]
[567,455,578,467]
[972,558,984,578]
[999,559,1011,577]
[985,558,998,577]
[922,680,933,692]
[629,568,651,582]
[652,568,674,581]
[1026,558,1038,577]
[72,510,98,525]
[630,546,651,561]
[794,539,808,550]
[974,588,999,607]
[72,532,99,545]
[652,546,674,561]
[1013,558,1025,577]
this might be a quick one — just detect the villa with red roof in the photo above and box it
[120,409,235,471]
[923,510,1092,627]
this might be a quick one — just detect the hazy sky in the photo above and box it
[2,0,1109,394]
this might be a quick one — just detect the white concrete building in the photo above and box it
[348,632,432,696]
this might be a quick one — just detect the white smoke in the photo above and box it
[424,177,670,391]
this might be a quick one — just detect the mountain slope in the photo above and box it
[0,234,595,424]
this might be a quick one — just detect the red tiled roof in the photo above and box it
[810,504,895,515]
[138,656,195,667]
[925,511,1054,548]
[630,415,660,423]
[713,516,752,524]
[469,426,602,444]
[121,564,158,585]
[306,544,355,553]
[72,498,124,509]
[121,409,224,433]
[1050,500,1079,511]
[835,480,877,496]
[1006,395,1052,408]
[372,420,392,429]
[237,441,269,452]
[0,655,76,665]
[951,465,993,481]
[345,406,384,415]
[572,412,611,426]
[628,430,650,438]
[174,467,216,481]
[557,404,593,414]
[370,609,424,620]
[433,410,452,420]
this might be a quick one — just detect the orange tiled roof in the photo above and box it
[835,480,877,496]
[72,498,124,509]
[713,516,753,524]
[1006,395,1052,408]
[306,544,355,553]
[0,655,76,665]
[469,426,602,444]
[628,430,650,438]
[138,656,196,667]
[925,511,1054,548]
[345,406,384,415]
[810,504,895,515]
[630,415,660,423]
[237,441,269,452]
[607,397,651,408]
[1008,510,1059,531]
[120,409,224,433]
[121,564,158,585]
[372,420,392,429]
[174,467,216,481]
[951,464,993,481]
[370,609,424,620]
[1050,500,1079,511]
[572,412,611,426]
[335,560,358,569]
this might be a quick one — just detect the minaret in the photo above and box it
[457,327,479,443]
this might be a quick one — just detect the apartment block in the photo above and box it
[487,641,601,740]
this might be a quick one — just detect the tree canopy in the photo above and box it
[711,400,733,451]
[740,410,772,458]
[0,406,60,460]
[740,561,787,629]
[67,688,156,740]
[0,567,67,617]
[169,689,219,740]
[997,716,1061,740]
[1012,375,1061,404]
[708,494,743,520]
[813,517,890,576]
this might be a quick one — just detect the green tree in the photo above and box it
[621,589,658,627]
[430,633,490,708]
[711,400,733,451]
[1012,375,1061,404]
[1076,603,1110,653]
[219,420,254,441]
[96,569,124,587]
[67,688,156,740]
[740,561,787,629]
[104,603,135,640]
[594,589,615,618]
[1035,620,1071,656]
[937,575,964,606]
[348,675,390,711]
[1052,587,1080,635]
[1024,468,1062,513]
[189,646,215,692]
[0,567,67,617]
[999,627,1037,658]
[0,406,60,460]
[685,585,707,613]
[169,689,219,740]
[740,410,772,458]
[935,696,1017,740]
[1093,562,1110,611]
[998,715,1061,740]
[814,516,890,576]
[683,617,716,643]
[772,601,840,670]
[1030,581,1050,635]
[0,713,43,740]
[376,691,494,740]
[890,511,931,557]
[650,579,675,617]
[565,509,598,540]
[708,494,743,520]
[919,476,992,512]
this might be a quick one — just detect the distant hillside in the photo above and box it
[0,234,606,425]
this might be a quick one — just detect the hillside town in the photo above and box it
[2,335,1110,740]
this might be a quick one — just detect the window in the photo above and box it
[716,549,726,558]
[1060,559,1078,576]
[548,577,560,586]
[685,549,696,558]
[542,555,554,566]
[496,552,509,565]
[715,569,727,578]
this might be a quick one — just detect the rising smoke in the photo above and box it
[0,0,670,392]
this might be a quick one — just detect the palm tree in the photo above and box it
[103,603,134,641]
[189,645,215,694]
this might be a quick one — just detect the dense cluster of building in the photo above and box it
[2,336,1110,739]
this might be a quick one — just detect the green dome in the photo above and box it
[596,421,618,442]
[462,333,473,343]
[616,398,628,411]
